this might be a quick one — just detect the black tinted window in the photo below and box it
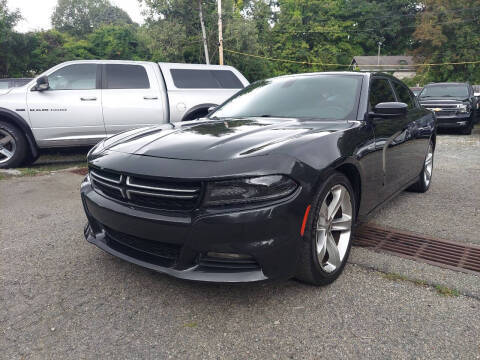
[392,82,415,108]
[419,84,469,98]
[369,78,396,108]
[105,64,149,89]
[49,64,97,90]
[170,69,243,89]
[211,75,362,120]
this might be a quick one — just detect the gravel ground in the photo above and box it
[1,128,480,359]
[368,126,480,245]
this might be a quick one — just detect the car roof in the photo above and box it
[425,82,469,86]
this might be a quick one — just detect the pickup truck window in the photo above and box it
[419,84,469,98]
[170,69,243,89]
[48,64,97,90]
[105,64,150,89]
[0,81,9,89]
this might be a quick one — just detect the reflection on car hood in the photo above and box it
[99,117,355,161]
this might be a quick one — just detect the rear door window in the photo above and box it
[104,64,150,89]
[170,69,243,89]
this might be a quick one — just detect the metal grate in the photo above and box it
[353,224,480,275]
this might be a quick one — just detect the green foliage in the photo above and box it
[51,0,132,36]
[412,0,480,85]
[1,0,479,85]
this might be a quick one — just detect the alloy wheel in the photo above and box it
[315,184,353,273]
[0,129,16,164]
[424,143,433,187]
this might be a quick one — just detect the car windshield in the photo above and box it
[210,74,362,120]
[419,84,469,98]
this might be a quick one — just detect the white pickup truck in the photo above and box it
[0,60,249,168]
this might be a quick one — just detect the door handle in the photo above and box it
[143,96,158,100]
[80,97,97,101]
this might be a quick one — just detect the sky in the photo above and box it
[9,0,145,33]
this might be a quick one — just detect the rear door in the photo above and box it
[26,63,105,146]
[101,63,165,135]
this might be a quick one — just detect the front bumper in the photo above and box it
[81,179,304,283]
[435,113,471,128]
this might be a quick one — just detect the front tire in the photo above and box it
[296,172,356,286]
[0,121,28,169]
[460,115,474,135]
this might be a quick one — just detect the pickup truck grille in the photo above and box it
[421,103,461,116]
[90,168,202,211]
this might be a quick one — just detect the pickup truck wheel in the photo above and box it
[460,118,473,135]
[0,121,28,168]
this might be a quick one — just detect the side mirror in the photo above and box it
[33,75,49,91]
[371,102,408,118]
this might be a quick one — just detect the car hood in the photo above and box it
[98,117,354,161]
[419,97,468,103]
[0,88,14,96]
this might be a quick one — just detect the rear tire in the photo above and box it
[295,171,356,286]
[0,121,28,169]
[408,140,434,193]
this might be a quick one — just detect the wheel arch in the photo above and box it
[181,103,217,121]
[0,107,39,159]
[334,162,362,219]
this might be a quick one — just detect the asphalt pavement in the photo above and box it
[1,128,479,359]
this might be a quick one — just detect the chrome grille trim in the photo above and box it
[91,177,125,197]
[126,176,199,193]
[90,170,123,184]
[126,189,197,200]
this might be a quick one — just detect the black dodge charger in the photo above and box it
[81,72,436,285]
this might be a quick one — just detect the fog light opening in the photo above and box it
[206,252,253,260]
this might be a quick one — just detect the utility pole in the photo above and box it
[198,0,209,65]
[218,0,224,65]
[377,41,382,66]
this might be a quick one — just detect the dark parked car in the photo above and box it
[0,78,32,90]
[81,72,436,285]
[418,82,477,134]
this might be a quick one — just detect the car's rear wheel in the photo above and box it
[0,121,28,168]
[296,172,356,286]
[408,140,434,193]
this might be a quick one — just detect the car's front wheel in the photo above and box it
[0,121,28,169]
[296,172,356,286]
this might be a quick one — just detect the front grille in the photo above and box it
[104,226,181,267]
[197,255,261,271]
[90,167,202,211]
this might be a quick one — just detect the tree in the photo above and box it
[412,0,480,84]
[0,0,22,75]
[88,24,148,60]
[51,0,133,37]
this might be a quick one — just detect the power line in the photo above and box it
[224,48,480,68]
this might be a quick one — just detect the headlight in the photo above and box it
[457,104,469,113]
[203,175,298,206]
